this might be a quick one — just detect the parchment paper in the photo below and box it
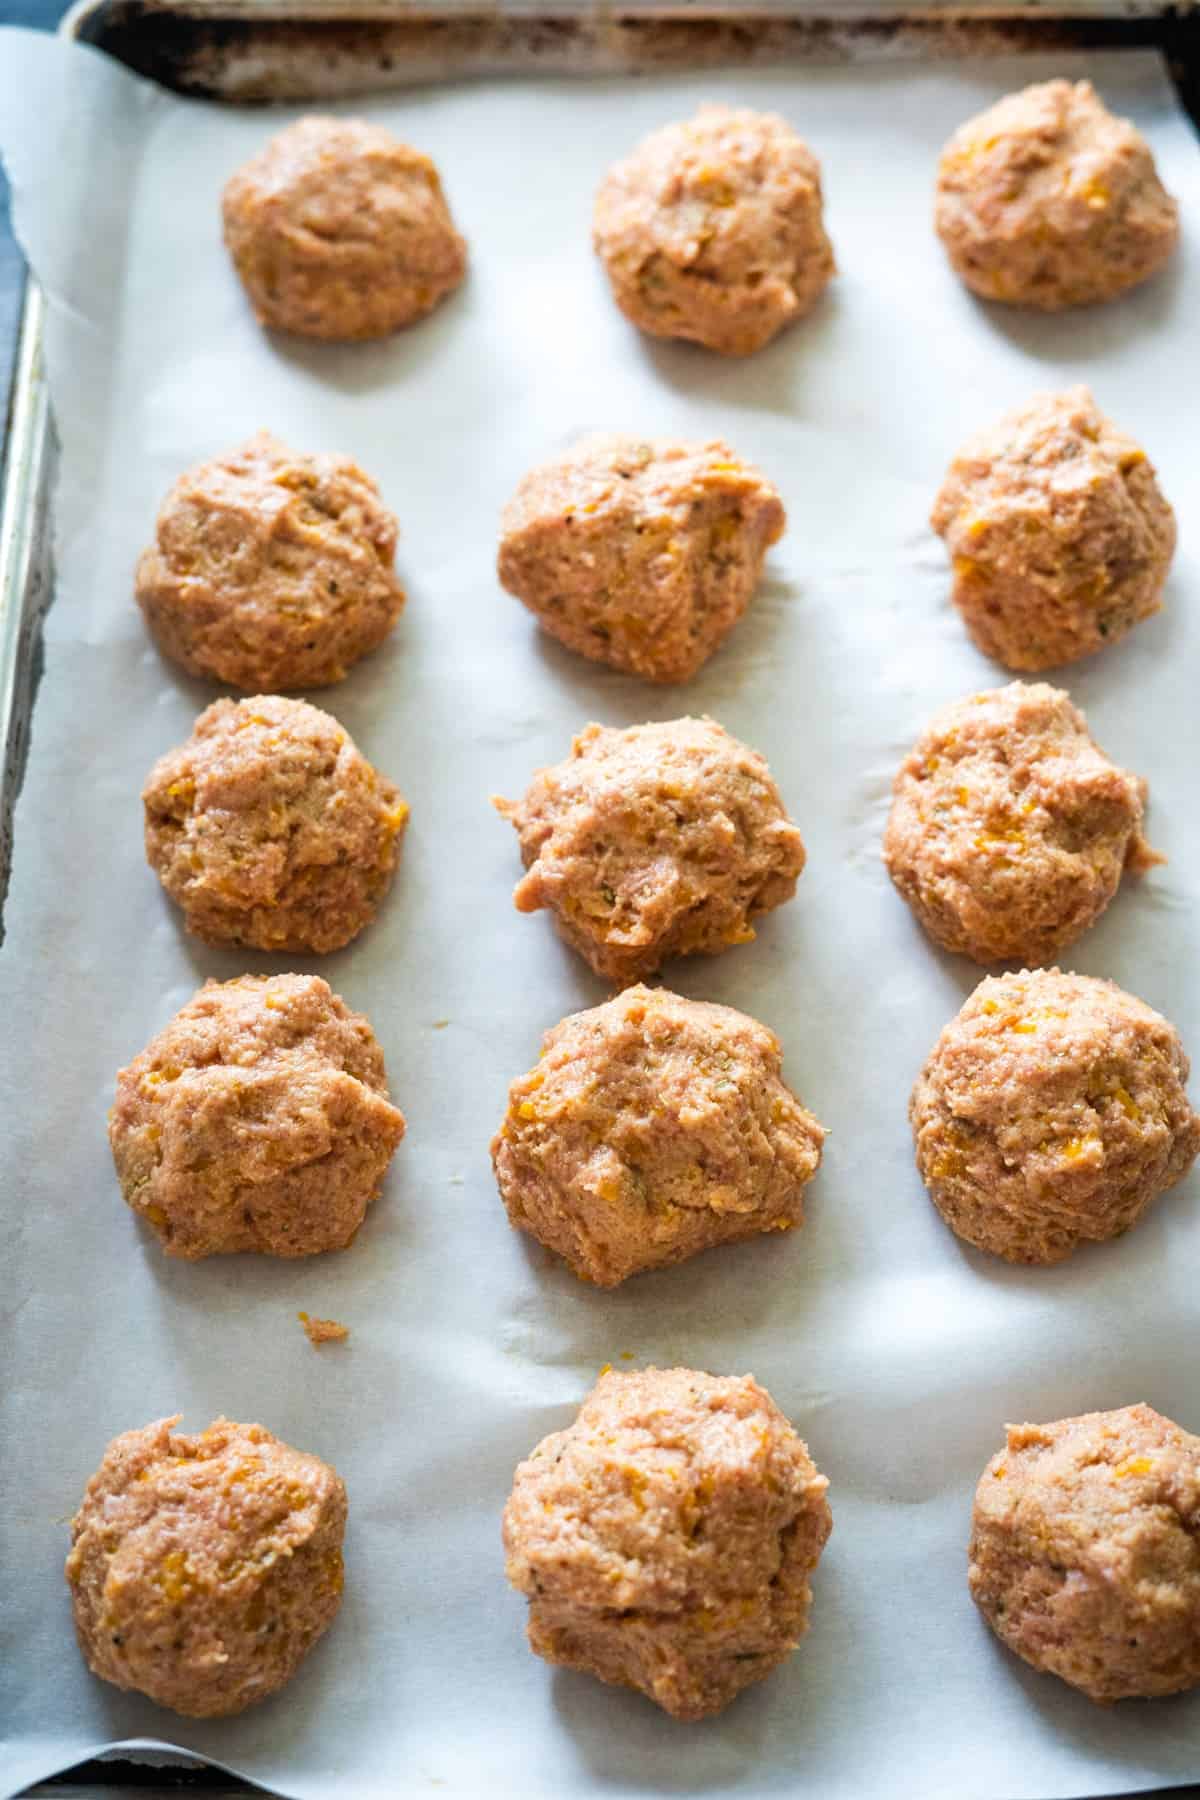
[1,29,1199,1800]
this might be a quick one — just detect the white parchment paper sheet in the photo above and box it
[1,29,1198,1800]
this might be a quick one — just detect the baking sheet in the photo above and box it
[1,27,1199,1800]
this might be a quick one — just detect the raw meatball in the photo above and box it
[593,105,834,356]
[970,1404,1200,1702]
[135,432,405,691]
[491,984,824,1286]
[932,388,1175,670]
[883,682,1159,965]
[143,695,407,954]
[109,974,406,1259]
[66,1415,346,1718]
[504,1367,832,1719]
[935,79,1179,309]
[910,969,1200,1264]
[497,434,785,683]
[494,717,804,984]
[222,115,466,341]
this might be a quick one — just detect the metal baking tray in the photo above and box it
[4,4,1200,1796]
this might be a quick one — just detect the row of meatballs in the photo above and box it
[139,673,1169,969]
[136,383,1176,696]
[67,1381,1200,1724]
[112,957,1200,1277]
[220,81,1179,353]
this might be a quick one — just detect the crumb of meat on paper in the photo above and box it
[298,1311,350,1347]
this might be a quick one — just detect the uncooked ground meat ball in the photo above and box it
[932,388,1175,671]
[135,432,405,691]
[970,1404,1200,1702]
[66,1416,346,1718]
[109,974,406,1259]
[491,984,824,1287]
[143,695,407,954]
[503,1367,832,1719]
[593,105,834,355]
[910,969,1200,1264]
[497,434,785,683]
[222,115,466,341]
[494,717,804,984]
[935,79,1179,309]
[883,682,1159,965]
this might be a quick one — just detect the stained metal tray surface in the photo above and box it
[62,0,1200,100]
[3,6,1200,1799]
